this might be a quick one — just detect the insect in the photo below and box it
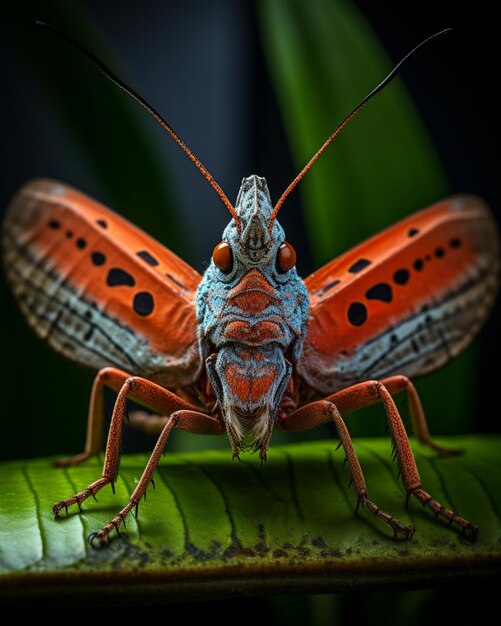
[2,23,498,546]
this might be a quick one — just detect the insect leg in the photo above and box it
[279,399,415,538]
[280,381,478,539]
[122,410,170,435]
[380,375,461,455]
[52,377,201,518]
[332,381,477,538]
[89,409,224,546]
[55,367,134,467]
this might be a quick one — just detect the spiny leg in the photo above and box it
[280,381,478,540]
[381,375,461,456]
[279,399,415,539]
[52,376,200,517]
[330,381,477,538]
[89,410,224,546]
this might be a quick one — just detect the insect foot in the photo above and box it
[358,495,416,539]
[52,477,111,519]
[88,501,138,547]
[409,487,479,541]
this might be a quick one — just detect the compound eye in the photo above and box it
[212,241,233,272]
[277,241,296,273]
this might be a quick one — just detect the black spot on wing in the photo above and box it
[66,230,73,239]
[348,259,371,274]
[91,252,106,266]
[434,247,445,258]
[48,219,60,229]
[450,238,462,248]
[393,269,409,285]
[316,279,341,296]
[408,228,419,237]
[365,283,392,303]
[97,219,108,229]
[413,259,424,271]
[76,238,87,249]
[106,268,136,287]
[137,250,159,267]
[347,302,367,326]
[166,273,188,291]
[133,291,154,316]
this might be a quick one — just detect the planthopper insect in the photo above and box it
[2,24,499,546]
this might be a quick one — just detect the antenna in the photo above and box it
[35,21,241,231]
[270,28,452,228]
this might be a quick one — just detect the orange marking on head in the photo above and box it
[230,291,274,313]
[223,320,282,345]
[228,269,276,298]
[249,370,276,404]
[225,364,250,402]
[225,363,278,404]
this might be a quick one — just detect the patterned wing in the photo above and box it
[298,195,499,395]
[2,179,202,387]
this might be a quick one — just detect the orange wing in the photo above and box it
[2,179,202,387]
[298,195,499,395]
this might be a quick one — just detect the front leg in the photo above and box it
[279,381,478,540]
[52,376,201,517]
[89,409,224,546]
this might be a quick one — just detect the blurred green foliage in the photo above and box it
[257,0,475,438]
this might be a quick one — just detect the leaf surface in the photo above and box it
[1,437,500,602]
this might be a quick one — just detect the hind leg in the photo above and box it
[56,367,135,467]
[279,380,477,540]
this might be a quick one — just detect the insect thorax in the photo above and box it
[196,175,309,457]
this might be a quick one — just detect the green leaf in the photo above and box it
[257,0,448,261]
[1,437,500,601]
[256,0,474,435]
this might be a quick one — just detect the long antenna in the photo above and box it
[35,21,241,231]
[270,28,452,228]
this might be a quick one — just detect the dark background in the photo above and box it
[0,0,499,620]
[0,0,499,459]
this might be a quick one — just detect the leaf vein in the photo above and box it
[21,465,45,563]
[467,466,501,523]
[283,451,306,525]
[156,468,190,551]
